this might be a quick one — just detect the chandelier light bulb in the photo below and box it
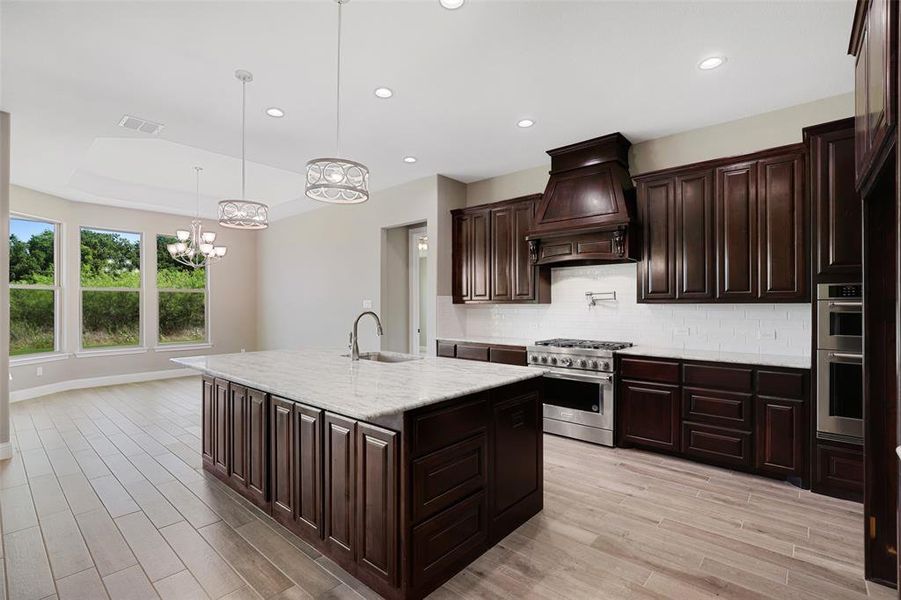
[201,231,216,244]
[176,230,190,242]
[214,247,227,257]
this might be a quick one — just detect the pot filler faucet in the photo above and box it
[349,311,384,360]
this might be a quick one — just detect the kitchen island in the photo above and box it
[174,349,545,600]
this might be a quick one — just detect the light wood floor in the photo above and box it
[0,377,892,600]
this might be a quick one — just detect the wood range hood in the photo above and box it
[527,132,638,266]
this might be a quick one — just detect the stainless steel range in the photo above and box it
[527,338,633,446]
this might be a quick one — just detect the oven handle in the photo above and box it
[827,351,863,362]
[827,301,863,307]
[541,369,613,384]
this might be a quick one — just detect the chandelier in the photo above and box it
[219,70,270,229]
[305,0,370,204]
[168,167,227,268]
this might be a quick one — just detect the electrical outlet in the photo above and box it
[36,366,43,377]
[240,348,246,353]
[362,299,373,309]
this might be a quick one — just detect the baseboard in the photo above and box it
[10,368,197,403]
[0,442,12,460]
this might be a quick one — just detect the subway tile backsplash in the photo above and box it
[438,263,811,357]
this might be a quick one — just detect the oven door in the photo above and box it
[817,300,863,351]
[540,368,613,431]
[817,349,863,441]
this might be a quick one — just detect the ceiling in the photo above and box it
[1,0,856,221]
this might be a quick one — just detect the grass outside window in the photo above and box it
[9,217,58,356]
[157,234,207,345]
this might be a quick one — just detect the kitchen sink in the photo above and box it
[343,351,423,363]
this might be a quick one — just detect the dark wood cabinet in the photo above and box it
[324,412,357,563]
[452,195,549,304]
[356,423,398,586]
[617,356,810,485]
[202,376,214,464]
[270,395,295,525]
[619,380,680,452]
[813,439,864,502]
[436,340,527,367]
[637,145,807,303]
[246,387,268,508]
[213,379,229,477]
[295,403,323,540]
[637,177,676,300]
[228,384,247,488]
[757,153,806,300]
[491,387,541,534]
[805,118,861,281]
[850,0,897,192]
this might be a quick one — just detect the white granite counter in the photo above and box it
[615,346,811,369]
[173,349,544,421]
[438,337,533,348]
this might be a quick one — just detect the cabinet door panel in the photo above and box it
[270,396,295,525]
[855,27,869,181]
[866,0,889,161]
[470,211,490,301]
[511,201,535,300]
[638,178,676,300]
[452,214,471,301]
[246,388,268,507]
[490,207,512,301]
[757,153,805,300]
[229,384,247,488]
[213,379,229,477]
[619,381,680,452]
[716,162,758,300]
[676,171,715,299]
[756,397,805,478]
[492,391,541,517]
[356,423,398,585]
[324,413,356,562]
[202,377,214,463]
[296,404,323,540]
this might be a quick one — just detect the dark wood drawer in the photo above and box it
[619,357,680,384]
[409,395,489,457]
[813,441,863,502]
[412,434,487,523]
[682,422,752,468]
[488,346,527,366]
[436,341,456,358]
[412,491,487,590]
[683,363,753,392]
[682,387,753,430]
[757,369,806,400]
[456,343,489,362]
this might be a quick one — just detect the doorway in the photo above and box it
[409,227,428,355]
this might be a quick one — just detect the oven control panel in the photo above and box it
[818,283,862,300]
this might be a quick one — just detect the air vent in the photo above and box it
[117,114,164,135]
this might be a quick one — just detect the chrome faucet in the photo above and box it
[349,311,383,360]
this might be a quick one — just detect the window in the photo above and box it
[80,228,141,349]
[157,235,207,344]
[9,217,58,356]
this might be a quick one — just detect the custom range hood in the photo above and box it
[527,132,637,265]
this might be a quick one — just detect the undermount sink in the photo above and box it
[343,351,423,363]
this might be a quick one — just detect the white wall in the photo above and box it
[9,185,259,394]
[445,93,855,357]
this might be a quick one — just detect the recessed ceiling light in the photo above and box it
[265,107,285,118]
[374,87,393,99]
[698,56,726,70]
[439,0,464,9]
[403,156,417,164]
[517,119,535,128]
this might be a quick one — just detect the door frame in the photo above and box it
[408,227,427,355]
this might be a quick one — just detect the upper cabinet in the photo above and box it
[850,0,897,192]
[804,118,861,282]
[636,145,808,304]
[452,195,550,304]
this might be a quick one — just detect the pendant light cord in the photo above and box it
[194,166,202,218]
[241,78,247,200]
[335,0,342,157]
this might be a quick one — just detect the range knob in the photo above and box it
[540,356,548,364]
[578,359,588,368]
[601,361,611,371]
[550,357,558,365]
[530,355,538,363]
[590,360,599,369]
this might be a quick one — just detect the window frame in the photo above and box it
[9,213,63,361]
[155,233,210,347]
[77,226,145,353]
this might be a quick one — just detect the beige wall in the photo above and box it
[466,93,854,206]
[381,225,412,353]
[9,185,259,394]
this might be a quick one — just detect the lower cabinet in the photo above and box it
[812,439,864,502]
[213,379,229,477]
[616,357,809,486]
[435,340,527,366]
[323,413,357,563]
[356,423,398,585]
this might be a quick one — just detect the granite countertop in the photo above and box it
[173,349,544,421]
[437,336,534,348]
[615,345,811,369]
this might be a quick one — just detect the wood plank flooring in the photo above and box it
[0,377,890,599]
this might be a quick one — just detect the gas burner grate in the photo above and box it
[534,338,633,351]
